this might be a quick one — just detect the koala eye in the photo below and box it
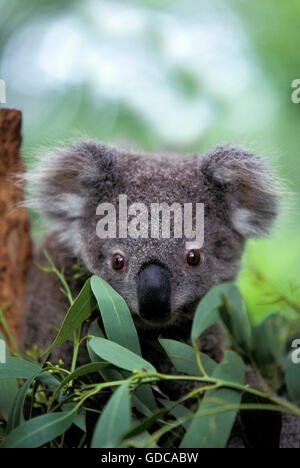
[185,249,202,267]
[111,253,126,272]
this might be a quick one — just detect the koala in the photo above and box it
[20,140,299,447]
[21,140,279,357]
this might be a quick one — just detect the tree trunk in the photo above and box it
[0,108,32,348]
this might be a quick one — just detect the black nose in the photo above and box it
[137,263,171,321]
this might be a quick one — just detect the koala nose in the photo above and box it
[137,263,171,321]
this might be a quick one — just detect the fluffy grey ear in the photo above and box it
[25,140,118,250]
[200,145,280,238]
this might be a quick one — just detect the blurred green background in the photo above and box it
[0,0,299,322]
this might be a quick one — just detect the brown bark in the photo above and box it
[0,108,32,347]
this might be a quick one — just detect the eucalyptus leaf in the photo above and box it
[46,278,96,353]
[0,332,18,421]
[58,361,110,385]
[87,321,127,381]
[50,361,110,405]
[87,334,156,414]
[134,384,157,412]
[218,284,252,353]
[123,417,158,448]
[89,337,155,373]
[252,314,288,369]
[0,379,18,421]
[91,382,131,448]
[61,403,86,433]
[73,410,86,434]
[159,338,217,376]
[158,399,193,430]
[285,351,300,404]
[89,345,157,412]
[90,331,158,413]
[0,357,41,380]
[91,275,141,355]
[131,394,153,417]
[181,351,245,448]
[6,371,42,434]
[191,284,226,343]
[88,319,104,339]
[0,358,58,388]
[213,350,245,384]
[122,406,172,440]
[88,309,157,410]
[0,410,76,448]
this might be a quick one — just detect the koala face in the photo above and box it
[26,141,279,331]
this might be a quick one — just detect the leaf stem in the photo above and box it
[129,371,300,417]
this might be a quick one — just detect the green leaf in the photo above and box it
[87,318,157,412]
[0,357,41,380]
[5,368,58,434]
[159,338,217,376]
[47,360,109,426]
[59,361,110,386]
[123,417,157,448]
[0,332,18,421]
[133,384,157,412]
[46,278,96,353]
[88,319,104,339]
[49,361,110,406]
[0,410,76,448]
[0,379,18,421]
[213,350,245,384]
[91,383,131,448]
[253,314,288,369]
[87,321,127,382]
[131,394,153,417]
[87,331,157,412]
[73,410,86,434]
[89,337,156,373]
[191,284,225,344]
[6,371,41,434]
[181,351,245,448]
[122,406,171,440]
[0,358,59,426]
[0,357,58,388]
[88,302,157,411]
[218,284,252,353]
[91,275,141,355]
[158,399,193,430]
[285,351,300,404]
[61,403,86,433]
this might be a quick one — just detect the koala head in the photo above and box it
[26,141,279,331]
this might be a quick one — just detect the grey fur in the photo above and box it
[21,140,298,447]
[23,140,280,333]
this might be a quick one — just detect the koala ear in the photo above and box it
[25,140,118,248]
[200,145,280,238]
